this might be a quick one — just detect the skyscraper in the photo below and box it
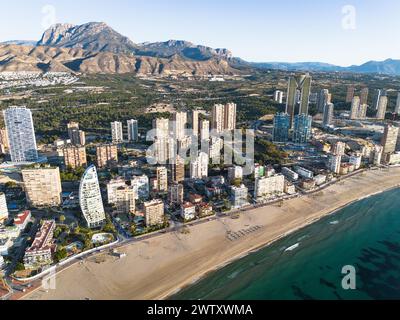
[156,166,168,192]
[168,183,184,205]
[374,89,384,110]
[381,124,399,159]
[190,152,209,179]
[79,165,106,229]
[22,166,62,207]
[171,155,185,183]
[67,122,86,146]
[273,113,290,142]
[224,103,237,131]
[172,111,187,140]
[323,103,334,127]
[346,85,355,103]
[211,104,225,133]
[127,119,139,142]
[286,74,312,126]
[376,96,388,120]
[350,96,366,120]
[395,92,400,115]
[293,114,312,144]
[191,110,200,136]
[111,121,124,143]
[0,128,9,154]
[0,193,8,224]
[317,89,331,112]
[274,90,284,104]
[360,87,369,106]
[3,106,38,163]
[200,120,210,141]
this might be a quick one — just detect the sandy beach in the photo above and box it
[23,167,400,300]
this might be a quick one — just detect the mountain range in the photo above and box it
[1,21,399,76]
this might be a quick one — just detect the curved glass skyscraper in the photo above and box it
[79,165,106,229]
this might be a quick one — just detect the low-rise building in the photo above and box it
[281,167,299,181]
[23,220,56,269]
[107,178,127,204]
[230,184,249,208]
[301,179,316,190]
[314,174,327,186]
[284,181,296,195]
[181,202,196,221]
[227,166,243,182]
[294,166,314,179]
[14,210,31,230]
[349,153,363,170]
[388,152,400,165]
[198,203,214,218]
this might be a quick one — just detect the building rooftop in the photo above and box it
[25,220,56,253]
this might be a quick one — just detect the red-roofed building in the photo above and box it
[23,220,56,269]
[14,211,31,230]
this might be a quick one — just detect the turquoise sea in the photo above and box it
[172,188,400,300]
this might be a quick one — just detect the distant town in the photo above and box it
[1,70,400,299]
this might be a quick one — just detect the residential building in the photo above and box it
[14,210,31,230]
[190,152,209,179]
[286,74,312,126]
[22,166,62,207]
[144,199,164,227]
[209,137,223,164]
[96,144,118,168]
[374,89,384,110]
[200,119,210,141]
[63,145,87,169]
[131,175,150,200]
[281,167,299,181]
[111,121,124,143]
[171,155,185,183]
[198,203,214,218]
[211,104,225,133]
[370,145,383,166]
[395,92,400,115]
[376,96,388,120]
[273,113,290,143]
[0,128,9,154]
[0,193,8,224]
[274,90,284,104]
[381,124,399,160]
[350,96,366,120]
[168,183,184,205]
[156,167,168,192]
[346,85,355,103]
[331,141,346,156]
[153,118,170,138]
[314,174,327,186]
[255,174,285,198]
[230,184,249,208]
[317,89,331,112]
[323,103,334,127]
[294,166,314,179]
[23,220,56,269]
[67,122,85,146]
[115,186,136,215]
[224,103,237,131]
[3,106,38,163]
[172,111,188,140]
[107,178,127,204]
[79,165,106,229]
[191,110,200,136]
[284,181,296,195]
[349,153,363,170]
[360,87,369,105]
[227,166,243,182]
[293,114,312,144]
[127,119,139,142]
[181,202,196,221]
[328,154,342,174]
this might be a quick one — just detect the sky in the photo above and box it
[0,0,399,66]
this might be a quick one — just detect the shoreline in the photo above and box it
[23,167,400,300]
[161,183,400,300]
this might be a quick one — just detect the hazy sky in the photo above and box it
[0,0,399,66]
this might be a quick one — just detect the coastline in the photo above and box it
[161,183,400,300]
[23,167,400,300]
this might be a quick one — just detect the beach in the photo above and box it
[23,167,400,300]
